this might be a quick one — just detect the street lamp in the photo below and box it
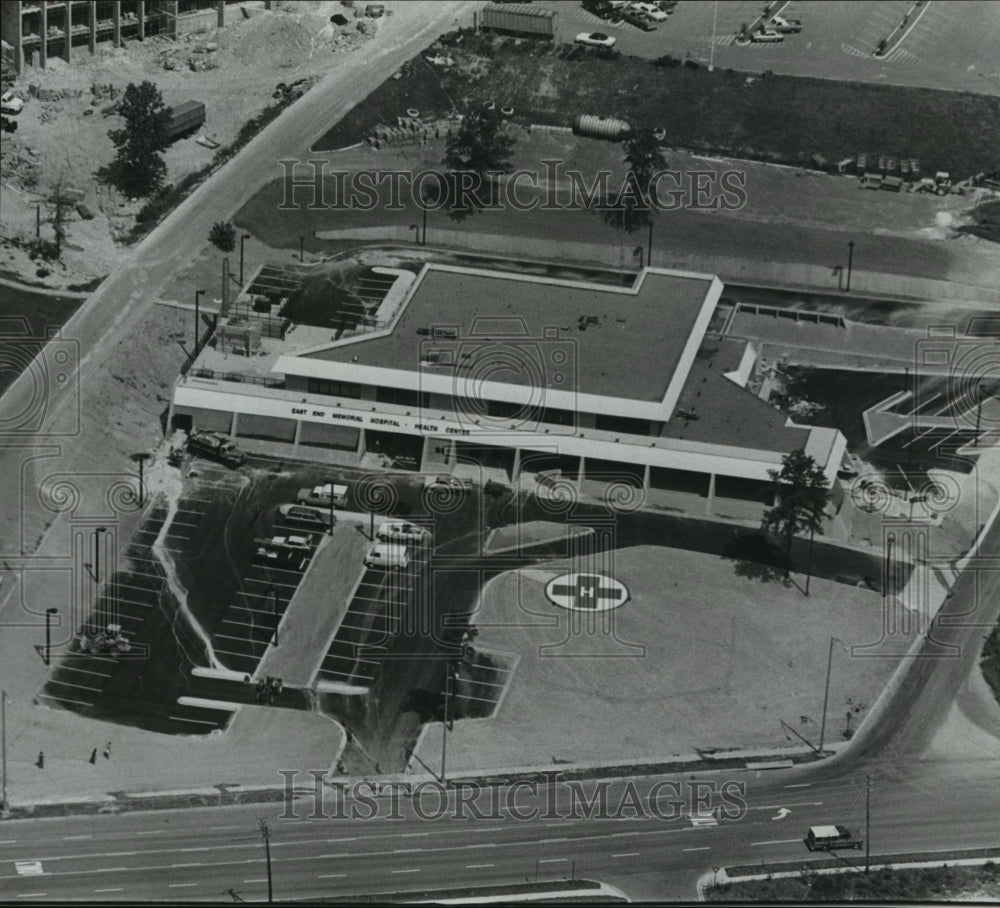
[44,607,59,666]
[239,233,251,287]
[883,533,895,600]
[93,526,107,584]
[299,236,305,263]
[2,689,9,811]
[818,636,848,754]
[194,289,206,358]
[440,660,458,784]
[272,589,279,647]
[845,240,855,292]
[132,452,151,506]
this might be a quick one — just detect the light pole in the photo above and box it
[865,773,871,874]
[194,289,205,358]
[272,589,279,648]
[845,240,855,292]
[818,636,847,754]
[93,526,107,584]
[258,817,273,902]
[240,233,251,287]
[132,452,151,506]
[2,689,8,811]
[709,0,718,71]
[647,220,654,267]
[440,661,457,785]
[299,236,304,263]
[329,482,336,536]
[883,533,895,599]
[45,608,59,666]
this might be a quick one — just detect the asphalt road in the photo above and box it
[1,757,997,902]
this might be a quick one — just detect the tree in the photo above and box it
[44,159,78,259]
[108,81,170,197]
[439,107,517,217]
[209,221,237,253]
[761,449,831,576]
[602,128,668,236]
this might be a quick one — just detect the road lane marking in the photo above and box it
[683,847,711,852]
[168,883,197,888]
[612,852,640,858]
[62,835,92,841]
[94,888,123,893]
[752,802,822,810]
[751,838,802,846]
[135,831,165,836]
[16,894,47,898]
[172,863,204,868]
[391,869,420,874]
[0,841,16,845]
[539,858,567,864]
[318,873,346,879]
[784,783,812,788]
[466,864,494,869]
[401,832,430,838]
[244,878,267,883]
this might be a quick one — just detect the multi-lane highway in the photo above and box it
[1,756,997,902]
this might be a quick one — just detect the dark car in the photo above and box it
[622,7,658,30]
[582,0,616,17]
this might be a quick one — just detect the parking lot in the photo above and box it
[541,0,1000,94]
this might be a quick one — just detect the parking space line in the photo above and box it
[37,692,93,707]
[169,714,224,726]
[47,679,103,693]
[59,666,112,678]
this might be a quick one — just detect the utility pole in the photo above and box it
[194,289,206,358]
[709,0,718,71]
[2,690,8,812]
[45,608,58,666]
[865,773,871,874]
[94,526,107,584]
[272,590,279,647]
[818,637,845,754]
[846,240,855,292]
[258,818,273,902]
[441,662,450,785]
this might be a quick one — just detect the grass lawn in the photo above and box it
[708,861,1000,902]
[313,30,1000,179]
[981,617,1000,707]
[415,544,908,772]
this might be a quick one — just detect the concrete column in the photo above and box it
[137,0,144,40]
[113,1,120,46]
[356,429,366,457]
[217,0,225,27]
[418,435,432,472]
[39,1,47,67]
[642,463,651,496]
[229,411,239,439]
[164,0,177,39]
[511,447,521,483]
[3,3,25,73]
[292,419,302,453]
[65,0,72,63]
[707,472,716,516]
[89,1,97,55]
[577,456,585,488]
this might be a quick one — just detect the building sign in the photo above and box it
[287,403,471,435]
[544,572,630,612]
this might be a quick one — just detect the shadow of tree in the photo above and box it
[722,531,792,586]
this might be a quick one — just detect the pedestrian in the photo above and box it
[103,742,111,760]
[37,751,44,769]
[89,748,97,764]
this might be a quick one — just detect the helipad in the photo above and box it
[544,572,630,612]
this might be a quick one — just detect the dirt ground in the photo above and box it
[412,544,914,773]
[0,0,386,290]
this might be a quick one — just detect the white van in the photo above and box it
[364,543,410,570]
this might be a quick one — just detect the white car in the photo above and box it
[750,28,785,43]
[377,520,431,545]
[575,32,616,48]
[628,2,667,21]
[423,474,473,494]
[0,90,24,114]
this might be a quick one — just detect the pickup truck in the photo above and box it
[296,482,349,508]
[769,15,803,33]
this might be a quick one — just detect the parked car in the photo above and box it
[423,475,474,494]
[622,7,658,29]
[581,0,616,17]
[628,1,667,21]
[750,28,784,42]
[255,534,311,568]
[0,91,24,114]
[769,15,803,33]
[277,504,330,530]
[377,520,431,545]
[364,542,410,570]
[296,482,349,508]
[575,31,616,48]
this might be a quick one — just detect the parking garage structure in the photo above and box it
[169,261,846,518]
